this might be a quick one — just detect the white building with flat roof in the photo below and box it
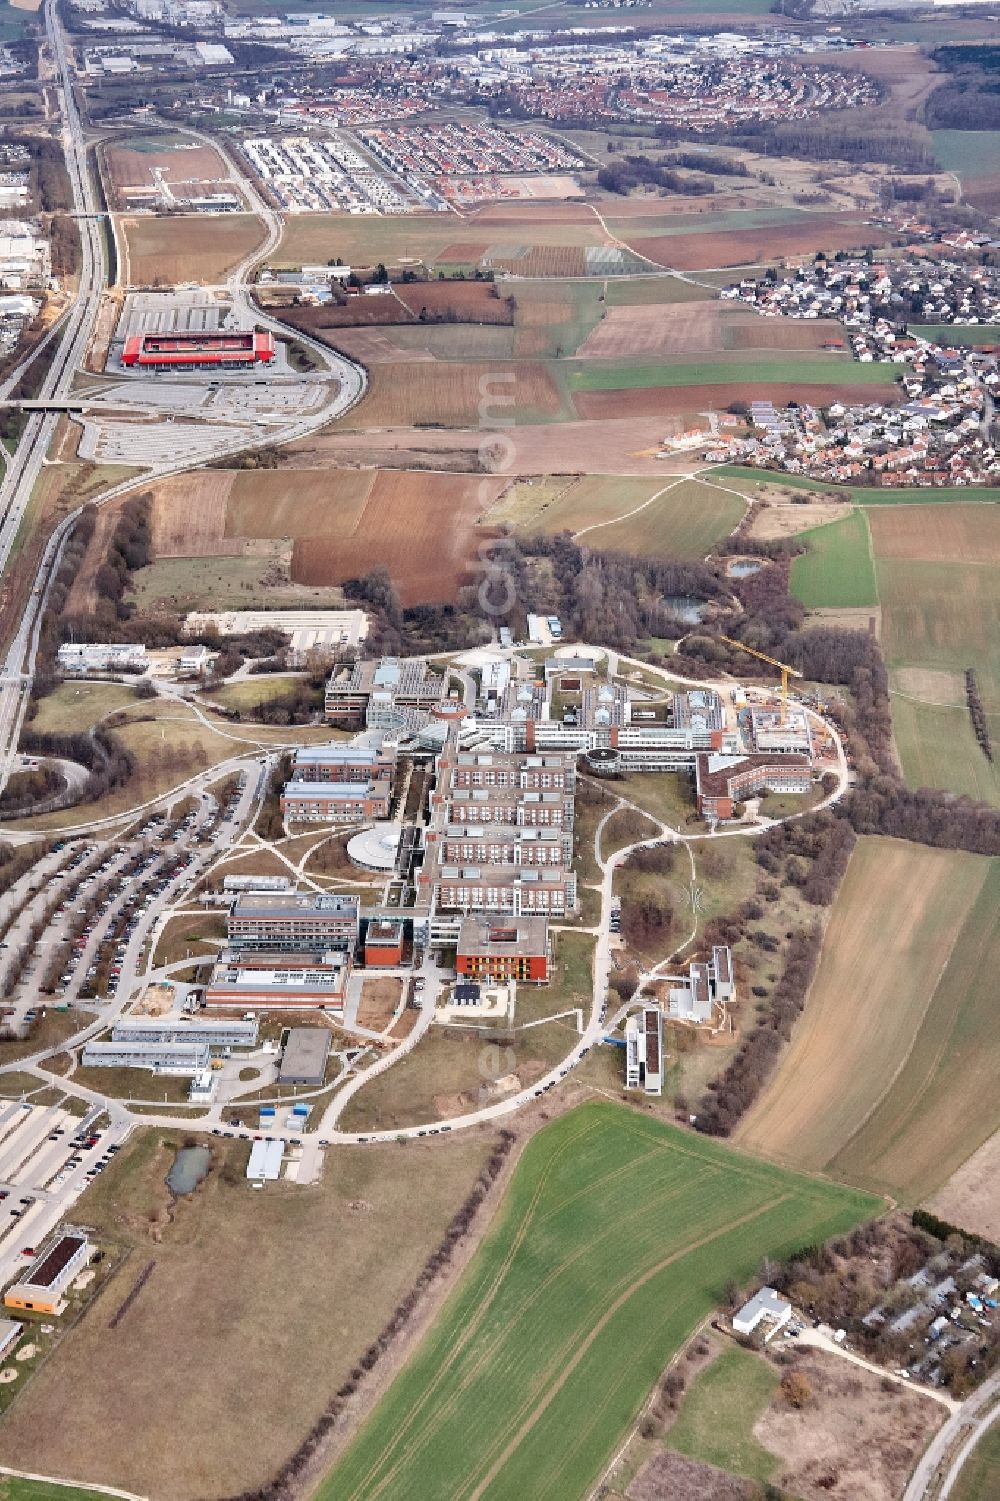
[57,642,146,675]
[732,1286,792,1340]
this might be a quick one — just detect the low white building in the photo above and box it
[57,642,147,675]
[732,1286,792,1340]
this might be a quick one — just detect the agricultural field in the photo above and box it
[119,213,266,285]
[566,352,896,392]
[286,469,508,606]
[790,510,877,609]
[491,474,744,556]
[342,360,568,429]
[868,507,1000,800]
[0,1129,496,1500]
[317,1101,878,1501]
[738,838,998,1203]
[615,212,891,272]
[708,466,1000,506]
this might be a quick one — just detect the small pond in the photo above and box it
[663,595,708,625]
[727,558,762,578]
[167,1145,211,1196]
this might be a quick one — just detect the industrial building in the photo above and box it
[56,642,147,675]
[324,656,447,730]
[109,1018,259,1050]
[278,1027,332,1085]
[121,329,275,370]
[183,608,369,659]
[694,752,812,820]
[80,1039,211,1074]
[204,954,350,1012]
[455,915,550,983]
[227,891,359,953]
[4,1233,91,1316]
[624,1008,663,1096]
[246,1138,284,1182]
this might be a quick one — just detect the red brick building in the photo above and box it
[455,915,550,984]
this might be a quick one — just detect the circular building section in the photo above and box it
[347,822,402,874]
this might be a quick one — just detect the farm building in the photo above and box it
[121,329,275,370]
[4,1234,91,1317]
[732,1286,792,1340]
[455,915,550,984]
[278,1027,332,1086]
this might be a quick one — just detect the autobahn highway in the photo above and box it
[0,1,366,800]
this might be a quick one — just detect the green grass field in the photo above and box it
[0,1481,123,1501]
[708,465,1000,506]
[908,324,1000,345]
[567,354,895,391]
[932,129,1000,179]
[584,478,744,559]
[878,558,1000,705]
[790,510,878,608]
[317,1101,879,1501]
[889,690,1000,806]
[604,276,717,306]
[667,1346,779,1484]
[951,1414,1000,1501]
[829,860,1000,1201]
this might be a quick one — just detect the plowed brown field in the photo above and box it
[626,216,885,271]
[868,503,1000,564]
[576,302,721,358]
[345,362,565,428]
[225,470,376,540]
[290,470,508,605]
[121,214,267,285]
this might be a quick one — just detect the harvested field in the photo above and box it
[392,280,515,320]
[291,416,706,477]
[576,302,722,359]
[148,470,232,557]
[467,201,598,227]
[722,315,846,351]
[0,1129,495,1500]
[323,329,437,364]
[737,838,994,1201]
[343,361,566,429]
[829,860,1000,1202]
[317,1101,878,1501]
[573,381,894,421]
[747,493,853,542]
[878,559,1000,702]
[624,216,889,272]
[289,469,507,606]
[494,475,663,533]
[120,214,266,286]
[486,245,588,277]
[225,469,375,540]
[868,503,1000,565]
[927,1129,1000,1243]
[383,324,516,360]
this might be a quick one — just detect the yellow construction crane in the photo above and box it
[719,636,802,723]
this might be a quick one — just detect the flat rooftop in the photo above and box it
[21,1234,87,1291]
[279,1027,332,1081]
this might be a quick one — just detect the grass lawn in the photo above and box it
[605,276,718,306]
[317,1100,880,1501]
[908,324,1000,345]
[27,681,135,734]
[951,1414,1000,1501]
[667,1345,779,1483]
[0,1481,130,1500]
[71,1065,190,1103]
[790,510,878,609]
[567,353,895,391]
[738,838,997,1202]
[204,676,305,712]
[0,1128,496,1500]
[129,553,346,613]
